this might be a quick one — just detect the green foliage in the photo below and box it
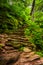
[18,45,24,51]
[36,51,43,57]
[24,20,43,50]
[35,12,43,28]
[35,0,43,11]
[0,0,31,33]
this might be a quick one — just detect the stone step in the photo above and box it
[7,36,27,40]
[7,38,29,42]
[4,46,14,50]
[28,54,40,62]
[13,58,43,65]
[6,42,29,45]
[19,55,40,63]
[20,52,35,58]
[40,58,43,64]
[0,52,20,65]
[31,59,43,65]
[13,32,24,35]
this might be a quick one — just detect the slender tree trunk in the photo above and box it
[30,0,35,15]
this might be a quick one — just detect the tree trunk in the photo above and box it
[30,0,35,15]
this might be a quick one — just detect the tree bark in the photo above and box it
[30,0,35,15]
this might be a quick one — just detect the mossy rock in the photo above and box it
[6,40,21,48]
[0,44,5,49]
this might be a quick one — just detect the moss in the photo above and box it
[36,51,43,57]
[0,44,4,49]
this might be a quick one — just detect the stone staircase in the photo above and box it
[0,44,43,65]
[0,26,34,49]
[0,27,43,65]
[16,51,43,65]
